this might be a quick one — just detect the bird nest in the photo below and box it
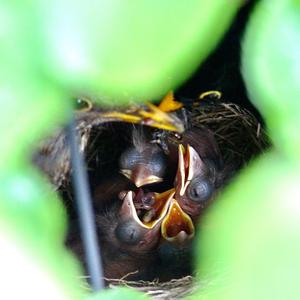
[80,275,197,299]
[35,101,268,190]
[190,102,268,174]
[34,100,269,299]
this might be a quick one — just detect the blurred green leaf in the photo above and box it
[0,225,86,300]
[192,0,300,299]
[192,152,300,300]
[37,0,242,104]
[0,1,69,167]
[0,166,67,245]
[242,0,300,158]
[88,287,148,300]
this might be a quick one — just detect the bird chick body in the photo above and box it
[159,127,225,219]
[67,199,161,281]
[95,204,160,281]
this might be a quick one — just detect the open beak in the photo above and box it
[121,166,163,187]
[176,144,205,196]
[161,198,194,243]
[120,190,174,230]
[119,142,204,245]
[119,190,175,249]
[159,144,207,243]
[173,143,211,218]
[156,145,196,243]
[120,187,195,246]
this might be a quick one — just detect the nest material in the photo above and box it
[34,101,269,299]
[33,111,119,189]
[80,275,196,299]
[108,276,196,299]
[190,102,269,171]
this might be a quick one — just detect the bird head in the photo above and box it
[173,144,218,219]
[115,190,172,252]
[119,129,167,187]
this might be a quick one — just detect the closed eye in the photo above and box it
[187,176,214,203]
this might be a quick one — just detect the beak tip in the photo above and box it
[134,181,143,188]
[134,176,163,188]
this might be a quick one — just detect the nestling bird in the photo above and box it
[71,188,175,281]
[69,128,224,281]
[94,188,183,281]
[158,127,224,218]
[118,126,224,242]
[128,129,224,280]
[67,191,160,280]
[118,92,185,189]
[172,143,220,220]
[119,127,168,188]
[147,140,223,280]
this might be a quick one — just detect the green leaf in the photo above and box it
[193,152,300,300]
[88,287,148,300]
[37,0,242,104]
[0,1,69,167]
[242,0,300,159]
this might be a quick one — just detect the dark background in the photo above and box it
[177,0,259,116]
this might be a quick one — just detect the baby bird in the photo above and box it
[159,127,224,219]
[119,127,167,188]
[95,189,168,281]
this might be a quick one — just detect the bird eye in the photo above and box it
[119,148,140,170]
[149,152,166,175]
[115,220,143,245]
[187,177,213,203]
[74,97,93,112]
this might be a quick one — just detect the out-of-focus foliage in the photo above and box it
[0,224,86,300]
[36,0,242,104]
[194,154,300,300]
[0,2,68,168]
[193,1,300,299]
[88,287,148,300]
[242,0,300,159]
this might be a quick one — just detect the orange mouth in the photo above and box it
[142,189,175,226]
[161,199,194,243]
[120,189,175,229]
[120,189,195,244]
[119,144,203,244]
